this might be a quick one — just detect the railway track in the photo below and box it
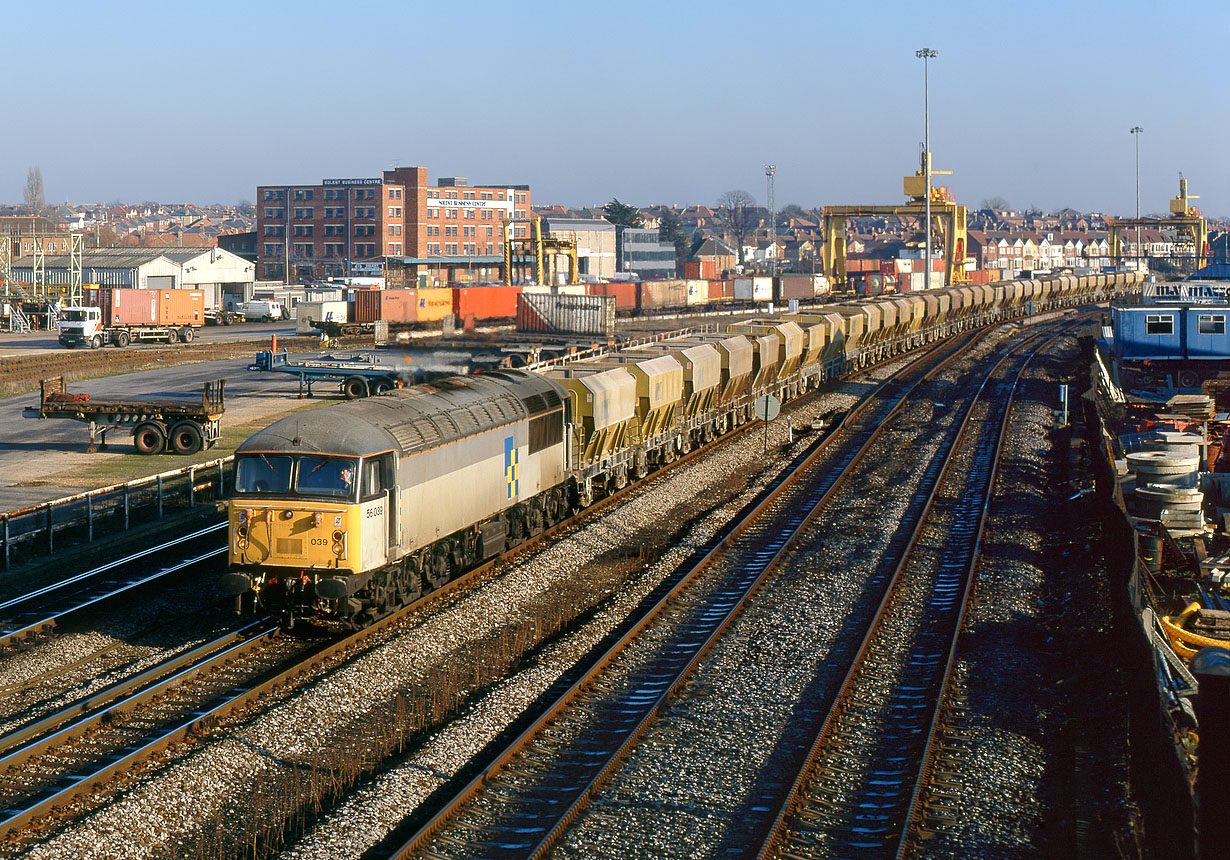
[385,328,992,859]
[753,325,1066,860]
[0,523,227,651]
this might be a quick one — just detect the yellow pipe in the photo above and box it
[1159,602,1230,658]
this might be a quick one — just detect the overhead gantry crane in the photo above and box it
[1108,175,1209,269]
[501,216,579,286]
[822,151,970,291]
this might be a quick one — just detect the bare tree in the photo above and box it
[23,166,46,216]
[980,196,1010,211]
[716,189,757,264]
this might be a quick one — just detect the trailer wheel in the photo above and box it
[89,334,103,349]
[371,378,393,395]
[343,376,369,399]
[133,422,167,455]
[169,421,204,455]
[181,327,195,343]
[166,328,179,344]
[113,330,131,348]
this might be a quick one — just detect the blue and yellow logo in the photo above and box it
[504,436,519,499]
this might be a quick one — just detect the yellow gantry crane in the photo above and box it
[1108,176,1209,268]
[822,151,970,290]
[501,216,579,286]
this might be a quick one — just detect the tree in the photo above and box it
[658,208,690,274]
[23,167,45,216]
[602,198,643,228]
[715,189,757,264]
[980,196,1010,211]
[781,203,807,217]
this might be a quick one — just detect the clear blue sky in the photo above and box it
[6,0,1228,217]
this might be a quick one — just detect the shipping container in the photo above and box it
[295,300,350,334]
[516,293,615,336]
[734,277,773,302]
[84,287,204,327]
[587,282,639,312]
[776,274,820,302]
[684,279,710,306]
[639,279,689,310]
[379,289,418,324]
[454,286,521,321]
[354,289,383,323]
[415,288,454,322]
[708,280,734,301]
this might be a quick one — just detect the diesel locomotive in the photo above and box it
[223,273,1142,625]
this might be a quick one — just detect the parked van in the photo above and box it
[245,300,287,321]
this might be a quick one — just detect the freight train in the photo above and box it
[222,273,1141,625]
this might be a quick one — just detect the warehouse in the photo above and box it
[11,247,255,311]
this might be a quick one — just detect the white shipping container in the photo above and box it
[685,279,710,305]
[295,300,350,333]
[814,275,832,295]
[753,277,773,300]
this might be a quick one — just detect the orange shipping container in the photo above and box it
[85,287,204,326]
[380,289,419,324]
[454,286,521,320]
[415,288,454,322]
[587,282,639,311]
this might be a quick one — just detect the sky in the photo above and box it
[5,0,1228,217]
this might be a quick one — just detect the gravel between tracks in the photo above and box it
[13,358,909,860]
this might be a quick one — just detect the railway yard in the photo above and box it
[0,290,1168,859]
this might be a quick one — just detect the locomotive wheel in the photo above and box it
[1178,370,1199,389]
[133,422,166,455]
[343,376,369,400]
[169,421,204,455]
[397,560,423,606]
[426,548,452,590]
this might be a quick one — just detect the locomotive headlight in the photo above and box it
[313,512,324,527]
[236,523,248,539]
[282,510,294,520]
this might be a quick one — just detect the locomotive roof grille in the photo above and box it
[235,369,570,459]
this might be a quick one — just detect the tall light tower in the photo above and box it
[765,164,776,277]
[1131,126,1144,269]
[916,48,937,290]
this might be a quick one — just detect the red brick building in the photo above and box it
[256,167,531,282]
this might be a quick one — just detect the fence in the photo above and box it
[2,457,233,570]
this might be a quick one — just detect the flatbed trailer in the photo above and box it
[249,349,414,399]
[23,376,224,454]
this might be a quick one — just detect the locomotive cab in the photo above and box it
[224,451,398,621]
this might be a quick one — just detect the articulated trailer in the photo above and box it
[249,349,419,399]
[23,377,225,454]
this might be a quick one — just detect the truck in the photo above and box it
[23,376,225,454]
[57,288,205,348]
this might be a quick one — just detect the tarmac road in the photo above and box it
[0,352,329,513]
[0,321,297,357]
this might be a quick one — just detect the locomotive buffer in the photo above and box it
[23,376,225,455]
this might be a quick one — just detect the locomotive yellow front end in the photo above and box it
[223,449,393,624]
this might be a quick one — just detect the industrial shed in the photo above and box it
[13,249,181,290]
[11,247,255,310]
